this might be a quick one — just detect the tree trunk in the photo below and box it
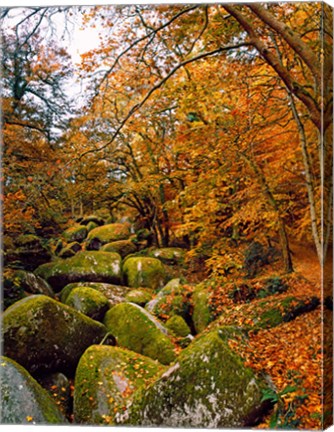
[240,152,294,273]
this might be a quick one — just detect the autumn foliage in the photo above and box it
[1,2,332,429]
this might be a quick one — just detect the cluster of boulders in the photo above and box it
[4,213,315,426]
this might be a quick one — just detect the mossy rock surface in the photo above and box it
[146,278,192,320]
[63,225,88,243]
[123,327,269,428]
[192,288,213,334]
[15,234,42,248]
[86,221,99,232]
[87,223,131,245]
[58,241,82,258]
[104,302,176,365]
[60,282,131,306]
[149,248,186,265]
[101,240,137,258]
[2,295,107,375]
[35,251,122,292]
[8,235,51,271]
[123,257,166,290]
[74,345,164,425]
[165,315,191,337]
[80,215,105,226]
[65,287,110,321]
[0,356,67,424]
[3,268,55,310]
[125,288,154,306]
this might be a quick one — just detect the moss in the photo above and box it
[123,257,166,290]
[63,225,88,243]
[149,248,186,265]
[146,279,193,321]
[16,234,42,248]
[165,315,191,337]
[104,303,176,365]
[0,356,67,424]
[192,288,213,334]
[81,215,105,226]
[2,295,107,375]
[60,282,130,305]
[101,240,137,258]
[87,223,131,244]
[35,251,122,292]
[86,221,98,232]
[58,241,82,258]
[74,345,164,425]
[65,287,110,321]
[125,288,154,306]
[125,328,268,428]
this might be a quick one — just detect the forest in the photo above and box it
[1,2,333,429]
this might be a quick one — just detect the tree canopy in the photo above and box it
[2,2,332,268]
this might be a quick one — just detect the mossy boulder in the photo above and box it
[80,214,105,226]
[35,251,122,292]
[2,268,55,310]
[192,288,213,334]
[60,282,131,306]
[0,356,67,424]
[87,223,131,245]
[74,345,164,425]
[65,287,110,321]
[15,234,42,248]
[104,303,176,365]
[165,315,191,337]
[146,278,192,320]
[8,234,51,271]
[2,295,107,375]
[125,288,154,306]
[123,257,166,290]
[123,327,269,427]
[63,225,88,243]
[86,221,99,232]
[149,248,186,265]
[101,240,137,258]
[58,241,82,258]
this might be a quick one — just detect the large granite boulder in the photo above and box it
[62,225,88,243]
[149,248,186,265]
[2,268,55,310]
[101,240,137,258]
[74,345,164,425]
[35,251,122,292]
[104,302,176,365]
[8,234,52,271]
[192,287,213,334]
[146,278,193,321]
[65,287,110,321]
[0,356,67,424]
[123,327,270,428]
[87,224,131,247]
[123,257,166,290]
[60,282,131,306]
[2,295,107,375]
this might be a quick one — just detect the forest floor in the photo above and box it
[242,243,331,429]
